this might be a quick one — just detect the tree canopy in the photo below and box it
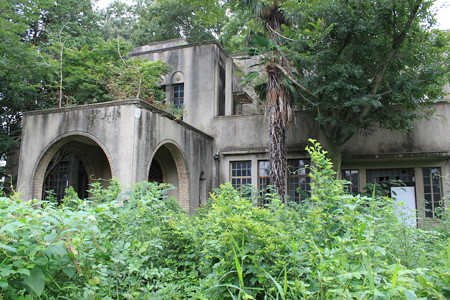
[243,0,450,172]
[0,0,173,181]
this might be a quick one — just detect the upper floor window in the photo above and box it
[173,84,184,109]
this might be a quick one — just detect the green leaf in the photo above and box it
[0,243,17,253]
[17,268,31,276]
[46,243,67,257]
[43,231,58,243]
[0,267,14,277]
[0,280,8,289]
[24,267,46,296]
[62,267,76,279]
[241,71,259,85]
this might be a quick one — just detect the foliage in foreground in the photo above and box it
[1,143,450,299]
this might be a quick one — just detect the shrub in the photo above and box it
[0,141,449,299]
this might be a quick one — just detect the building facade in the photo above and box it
[16,39,449,222]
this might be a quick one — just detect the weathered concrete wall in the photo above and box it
[132,101,214,212]
[130,42,234,134]
[17,100,213,212]
[213,102,450,158]
[18,101,134,200]
[343,102,450,157]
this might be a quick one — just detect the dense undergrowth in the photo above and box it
[1,142,449,299]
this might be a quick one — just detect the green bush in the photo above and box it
[0,142,449,299]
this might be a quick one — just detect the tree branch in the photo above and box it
[271,62,317,106]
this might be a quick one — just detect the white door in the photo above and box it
[391,186,417,226]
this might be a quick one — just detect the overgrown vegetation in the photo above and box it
[1,143,449,299]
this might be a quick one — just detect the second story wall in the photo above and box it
[130,40,234,134]
[214,103,450,158]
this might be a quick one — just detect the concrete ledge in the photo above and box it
[344,152,450,160]
[23,100,214,141]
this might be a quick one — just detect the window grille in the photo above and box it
[287,159,310,203]
[423,167,443,218]
[173,84,184,108]
[367,168,414,184]
[343,169,359,194]
[230,161,252,189]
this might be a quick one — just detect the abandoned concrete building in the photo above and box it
[16,38,449,222]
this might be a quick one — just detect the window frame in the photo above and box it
[342,169,359,194]
[287,159,311,203]
[422,167,443,218]
[172,84,184,109]
[230,161,252,189]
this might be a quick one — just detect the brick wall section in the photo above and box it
[170,147,190,212]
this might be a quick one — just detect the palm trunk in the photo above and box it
[269,102,287,198]
[267,64,289,199]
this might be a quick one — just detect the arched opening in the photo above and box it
[34,135,112,202]
[148,143,189,211]
[43,150,89,201]
[148,159,164,183]
[199,171,207,206]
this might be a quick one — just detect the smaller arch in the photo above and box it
[171,71,184,84]
[199,171,207,206]
[148,140,190,211]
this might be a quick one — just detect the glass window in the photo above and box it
[257,161,271,205]
[423,167,443,218]
[287,159,310,203]
[366,168,415,196]
[258,161,270,192]
[230,161,252,189]
[173,84,184,108]
[343,169,359,194]
[367,168,414,184]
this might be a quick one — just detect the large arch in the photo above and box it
[148,141,190,211]
[32,133,113,201]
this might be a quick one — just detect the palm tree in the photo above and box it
[235,0,292,199]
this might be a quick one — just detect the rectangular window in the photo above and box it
[230,161,252,189]
[258,161,270,192]
[423,167,443,218]
[173,84,184,108]
[342,169,359,194]
[288,159,310,203]
[257,161,271,205]
[366,168,415,196]
[367,168,414,185]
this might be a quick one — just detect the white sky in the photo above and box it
[95,0,450,30]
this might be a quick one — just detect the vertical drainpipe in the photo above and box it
[214,151,221,189]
